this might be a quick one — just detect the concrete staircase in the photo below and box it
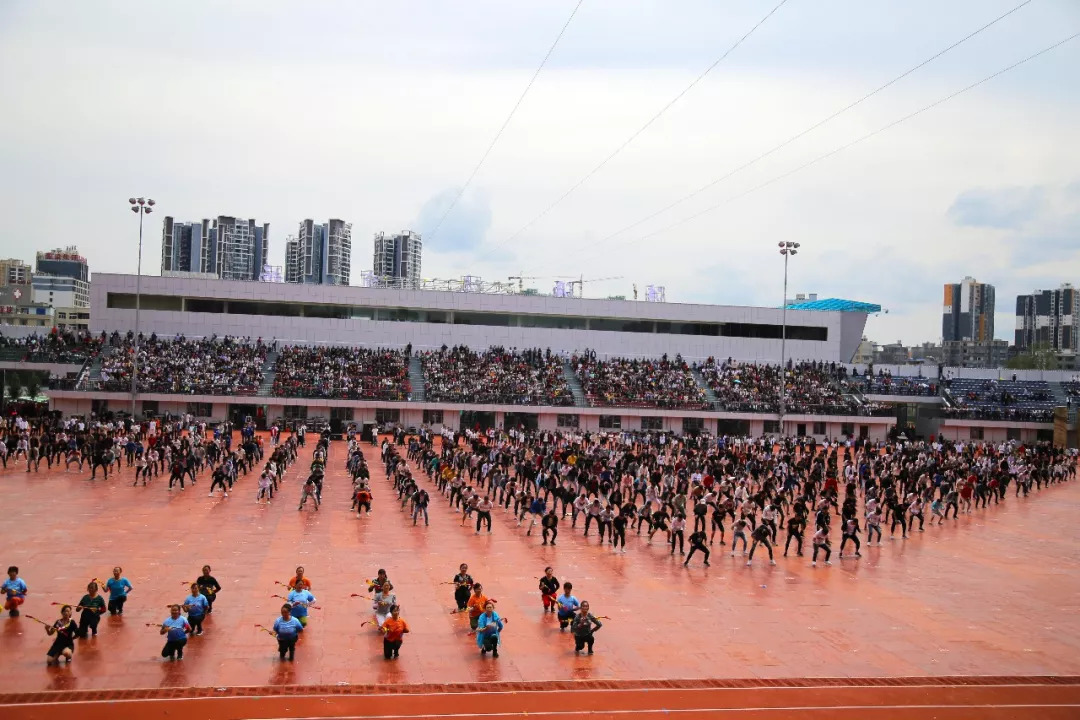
[257,350,278,397]
[691,365,719,404]
[562,359,588,407]
[80,351,107,388]
[408,354,426,402]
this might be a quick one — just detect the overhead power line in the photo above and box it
[425,0,587,242]
[589,0,1034,252]
[589,31,1080,260]
[495,0,792,247]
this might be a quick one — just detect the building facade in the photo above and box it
[941,339,1010,369]
[1015,283,1078,356]
[942,277,995,342]
[285,219,352,285]
[372,231,422,289]
[0,258,31,287]
[161,216,268,281]
[90,273,873,363]
[161,217,208,275]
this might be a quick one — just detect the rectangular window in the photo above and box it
[641,416,664,431]
[375,408,401,424]
[423,409,444,425]
[599,414,621,430]
[556,414,579,428]
[717,418,750,436]
[969,426,984,440]
[763,420,779,434]
[187,402,212,417]
[682,417,705,433]
[841,422,855,437]
[141,400,159,416]
[283,406,308,421]
[812,421,826,435]
[859,424,869,439]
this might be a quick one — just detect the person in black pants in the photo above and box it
[76,582,106,638]
[889,500,908,539]
[452,565,473,612]
[475,496,493,534]
[611,511,627,553]
[197,566,221,614]
[571,601,603,655]
[541,509,559,546]
[784,516,805,556]
[684,530,710,567]
[838,518,862,558]
[746,524,775,566]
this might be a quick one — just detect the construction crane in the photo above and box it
[566,275,624,298]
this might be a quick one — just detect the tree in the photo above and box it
[1006,343,1060,371]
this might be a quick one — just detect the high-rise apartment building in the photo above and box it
[372,231,422,288]
[1015,283,1079,355]
[161,216,269,281]
[942,277,995,342]
[285,219,352,285]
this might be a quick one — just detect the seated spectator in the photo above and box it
[273,346,409,401]
[99,334,267,395]
[0,330,102,364]
[573,351,707,409]
[422,346,572,406]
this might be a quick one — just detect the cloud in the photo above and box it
[414,187,493,253]
[946,185,1046,230]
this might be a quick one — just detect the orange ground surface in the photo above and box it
[1,434,1078,719]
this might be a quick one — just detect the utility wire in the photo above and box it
[496,0,792,246]
[597,32,1080,257]
[590,0,1034,252]
[425,0,587,242]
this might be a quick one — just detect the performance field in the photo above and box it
[1,435,1078,720]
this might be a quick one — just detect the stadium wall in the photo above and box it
[46,392,896,441]
[90,274,868,363]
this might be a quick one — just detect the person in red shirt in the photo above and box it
[380,604,409,659]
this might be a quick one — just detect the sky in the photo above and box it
[0,0,1077,345]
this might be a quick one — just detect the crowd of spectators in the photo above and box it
[852,370,938,397]
[941,406,1056,423]
[573,351,707,409]
[0,330,102,364]
[421,346,572,406]
[946,379,1054,406]
[698,358,871,415]
[99,334,267,395]
[272,345,409,400]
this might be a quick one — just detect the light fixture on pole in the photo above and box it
[128,197,155,419]
[777,241,800,434]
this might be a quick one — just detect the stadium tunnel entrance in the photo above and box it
[460,410,495,432]
[229,403,265,429]
[504,411,539,432]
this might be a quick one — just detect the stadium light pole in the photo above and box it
[128,197,155,419]
[777,241,800,434]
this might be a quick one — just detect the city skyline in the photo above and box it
[1,1,1078,344]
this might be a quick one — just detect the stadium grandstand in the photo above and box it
[15,273,1076,446]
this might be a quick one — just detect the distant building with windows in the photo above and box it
[161,216,269,282]
[942,277,995,342]
[1016,283,1078,356]
[372,231,422,289]
[285,219,352,286]
[0,258,31,287]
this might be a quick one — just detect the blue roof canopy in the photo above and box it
[783,298,881,313]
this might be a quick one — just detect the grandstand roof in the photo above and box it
[784,298,882,313]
